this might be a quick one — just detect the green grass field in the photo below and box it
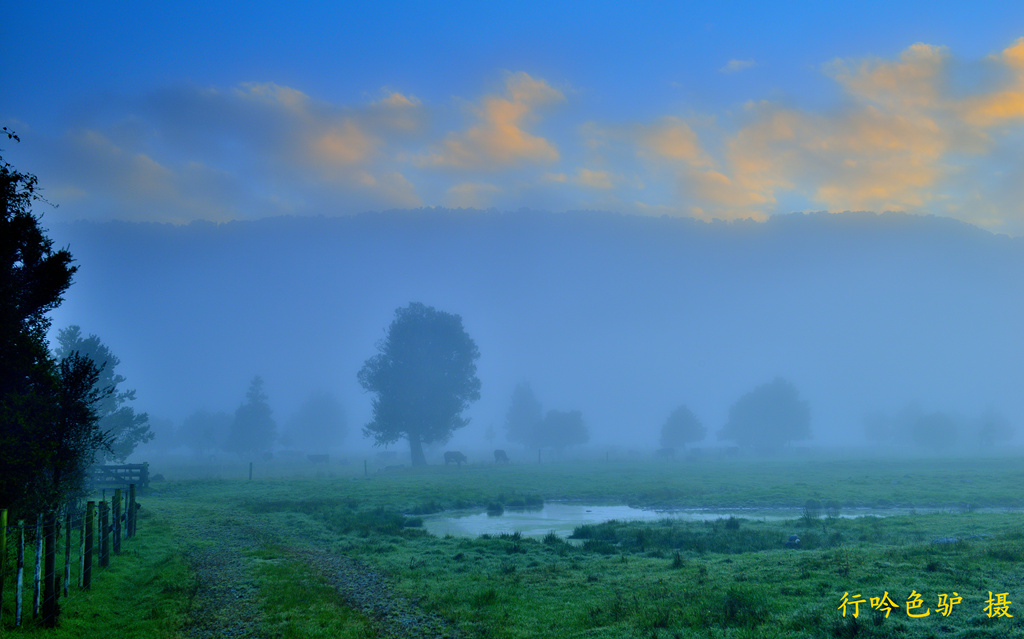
[3,454,1024,638]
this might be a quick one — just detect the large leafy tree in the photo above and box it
[225,375,276,456]
[718,377,810,451]
[358,302,481,466]
[543,409,589,453]
[1,133,97,516]
[660,404,705,451]
[54,325,152,461]
[504,382,544,449]
[179,409,231,457]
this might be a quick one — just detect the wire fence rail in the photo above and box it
[0,483,141,629]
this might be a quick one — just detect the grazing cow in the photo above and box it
[785,534,800,549]
[307,454,329,464]
[444,451,468,466]
[494,449,510,464]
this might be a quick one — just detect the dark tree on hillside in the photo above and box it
[226,376,276,456]
[660,404,705,451]
[55,325,152,461]
[0,139,82,516]
[283,390,346,451]
[504,382,544,449]
[542,409,589,453]
[718,377,810,451]
[358,302,481,466]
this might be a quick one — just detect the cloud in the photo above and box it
[574,168,614,189]
[960,38,1024,127]
[24,41,1024,234]
[312,120,378,166]
[52,128,243,222]
[419,72,564,169]
[41,82,428,221]
[827,43,947,111]
[447,182,501,208]
[623,38,1024,229]
[635,117,712,167]
[720,59,757,74]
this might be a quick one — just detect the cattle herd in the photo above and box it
[442,450,510,466]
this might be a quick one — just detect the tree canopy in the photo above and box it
[226,375,277,456]
[54,325,152,461]
[179,409,231,456]
[718,377,810,451]
[282,390,346,451]
[504,382,544,449]
[542,409,589,453]
[660,404,705,451]
[358,302,480,466]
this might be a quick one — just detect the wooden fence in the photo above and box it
[87,463,150,491]
[0,484,141,629]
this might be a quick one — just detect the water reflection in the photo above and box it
[421,503,791,539]
[420,502,1005,539]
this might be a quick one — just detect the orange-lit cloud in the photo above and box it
[623,38,1024,228]
[420,72,564,169]
[636,117,711,167]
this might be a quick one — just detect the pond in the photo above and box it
[420,502,1000,539]
[421,503,798,539]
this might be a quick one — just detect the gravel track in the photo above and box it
[179,510,462,639]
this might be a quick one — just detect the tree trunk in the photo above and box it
[408,433,426,466]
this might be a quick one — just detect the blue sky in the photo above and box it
[4,2,1024,233]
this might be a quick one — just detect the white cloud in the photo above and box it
[720,59,757,74]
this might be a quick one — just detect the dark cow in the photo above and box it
[494,449,510,464]
[444,451,468,466]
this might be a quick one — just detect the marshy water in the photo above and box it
[420,502,1002,539]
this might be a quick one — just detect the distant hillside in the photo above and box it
[47,210,1024,451]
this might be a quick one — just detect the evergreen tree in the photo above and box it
[226,376,276,456]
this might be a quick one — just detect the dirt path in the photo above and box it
[178,507,461,638]
[179,516,266,639]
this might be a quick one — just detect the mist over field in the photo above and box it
[44,209,1024,458]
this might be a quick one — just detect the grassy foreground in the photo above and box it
[3,454,1024,637]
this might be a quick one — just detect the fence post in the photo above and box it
[78,507,85,587]
[16,521,24,627]
[113,489,122,554]
[43,510,57,627]
[63,507,71,598]
[83,501,94,590]
[33,512,41,618]
[99,501,110,568]
[1,508,6,626]
[249,461,253,481]
[128,484,137,539]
